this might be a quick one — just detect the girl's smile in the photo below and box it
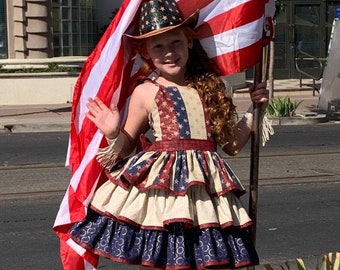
[145,28,191,85]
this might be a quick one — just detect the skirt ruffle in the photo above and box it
[70,209,259,269]
[90,182,252,229]
[69,146,258,269]
[106,149,245,196]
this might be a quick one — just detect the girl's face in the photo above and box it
[145,28,191,84]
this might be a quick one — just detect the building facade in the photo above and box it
[274,0,340,79]
[0,0,340,78]
[0,0,121,59]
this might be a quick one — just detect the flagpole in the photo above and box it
[248,44,269,247]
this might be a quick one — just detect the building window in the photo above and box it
[0,0,7,59]
[52,0,98,56]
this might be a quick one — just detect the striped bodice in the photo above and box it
[150,85,213,142]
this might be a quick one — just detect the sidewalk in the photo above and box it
[0,103,72,133]
[0,79,324,134]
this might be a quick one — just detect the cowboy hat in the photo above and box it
[125,0,198,39]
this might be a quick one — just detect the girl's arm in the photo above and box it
[222,82,269,156]
[118,83,154,156]
[86,82,155,160]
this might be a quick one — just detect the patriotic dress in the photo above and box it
[69,83,259,269]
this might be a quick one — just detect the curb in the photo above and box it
[10,123,70,133]
[0,114,331,133]
[269,113,329,126]
[0,123,70,133]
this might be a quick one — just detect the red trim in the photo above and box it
[90,204,253,231]
[235,260,259,268]
[220,220,253,230]
[163,218,194,228]
[201,259,232,270]
[105,171,131,189]
[198,222,222,229]
[146,139,216,151]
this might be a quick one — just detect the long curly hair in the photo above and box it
[183,27,237,146]
[134,26,237,146]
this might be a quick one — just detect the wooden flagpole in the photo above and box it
[248,44,269,247]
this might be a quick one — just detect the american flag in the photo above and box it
[53,0,275,269]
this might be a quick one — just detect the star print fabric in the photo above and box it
[69,84,259,269]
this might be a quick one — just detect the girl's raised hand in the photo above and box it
[86,97,121,139]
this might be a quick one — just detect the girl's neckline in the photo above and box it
[175,85,194,91]
[161,84,195,92]
[155,76,187,88]
[147,76,195,91]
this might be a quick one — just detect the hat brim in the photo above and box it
[124,10,199,40]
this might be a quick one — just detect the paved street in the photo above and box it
[0,124,339,269]
[0,78,338,269]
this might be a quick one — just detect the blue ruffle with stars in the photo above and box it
[70,209,259,269]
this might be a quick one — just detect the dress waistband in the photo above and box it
[145,138,217,152]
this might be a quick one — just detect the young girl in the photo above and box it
[69,0,269,269]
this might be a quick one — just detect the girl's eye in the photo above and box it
[172,40,183,47]
[153,44,163,51]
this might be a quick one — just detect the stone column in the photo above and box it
[12,0,53,59]
[12,0,26,58]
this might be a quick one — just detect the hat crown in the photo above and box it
[139,0,184,35]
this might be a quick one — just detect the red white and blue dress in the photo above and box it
[69,83,259,269]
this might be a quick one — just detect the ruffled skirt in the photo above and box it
[69,146,259,269]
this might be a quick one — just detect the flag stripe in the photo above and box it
[210,39,264,75]
[177,0,213,18]
[55,0,143,226]
[196,1,264,38]
[200,18,264,55]
[71,0,142,163]
[196,0,266,74]
[54,2,143,268]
